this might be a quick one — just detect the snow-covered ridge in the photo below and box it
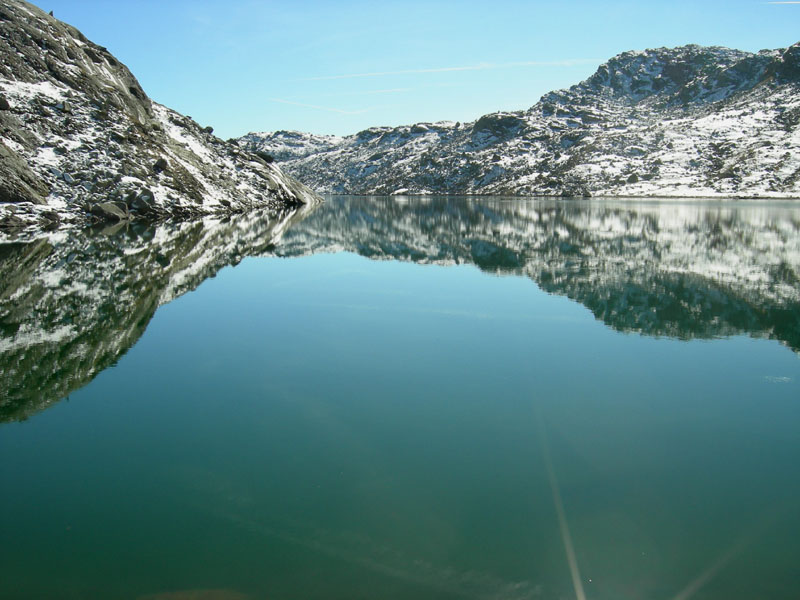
[238,130,344,162]
[241,43,800,198]
[0,0,319,234]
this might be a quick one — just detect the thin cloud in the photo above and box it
[268,98,373,115]
[296,59,601,82]
[277,88,412,103]
[363,88,412,94]
[316,88,412,98]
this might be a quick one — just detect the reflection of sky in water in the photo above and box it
[1,198,799,599]
[2,248,799,599]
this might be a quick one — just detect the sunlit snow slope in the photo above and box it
[243,44,800,198]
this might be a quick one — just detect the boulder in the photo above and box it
[128,189,156,214]
[90,201,129,221]
[0,142,49,204]
[153,157,168,173]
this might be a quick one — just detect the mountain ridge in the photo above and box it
[0,0,318,235]
[240,42,800,198]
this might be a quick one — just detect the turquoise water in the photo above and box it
[1,197,799,599]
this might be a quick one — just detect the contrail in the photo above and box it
[536,409,588,600]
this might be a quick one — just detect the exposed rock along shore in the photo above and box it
[241,43,800,198]
[0,0,319,235]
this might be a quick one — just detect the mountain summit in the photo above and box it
[0,0,318,233]
[241,43,800,198]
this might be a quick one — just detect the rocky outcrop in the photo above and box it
[237,130,344,162]
[0,0,319,234]
[0,140,49,204]
[242,44,800,198]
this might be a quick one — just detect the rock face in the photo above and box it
[241,44,800,198]
[0,0,318,233]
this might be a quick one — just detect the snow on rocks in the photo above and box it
[242,43,800,199]
[0,0,319,236]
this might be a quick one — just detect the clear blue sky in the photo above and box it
[31,1,800,139]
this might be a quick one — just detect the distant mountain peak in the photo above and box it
[240,41,800,198]
[581,44,755,104]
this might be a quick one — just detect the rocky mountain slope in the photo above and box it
[242,43,800,198]
[0,0,318,234]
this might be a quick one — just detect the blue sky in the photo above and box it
[33,1,800,139]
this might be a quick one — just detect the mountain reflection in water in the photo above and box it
[1,196,799,422]
[276,197,800,349]
[0,204,312,422]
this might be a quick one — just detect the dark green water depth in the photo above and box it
[1,197,799,600]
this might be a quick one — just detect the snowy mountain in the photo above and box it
[241,44,800,198]
[238,130,344,162]
[0,0,318,235]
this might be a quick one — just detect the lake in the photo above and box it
[1,196,799,600]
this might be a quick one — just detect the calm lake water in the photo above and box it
[1,196,799,600]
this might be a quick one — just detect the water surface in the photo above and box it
[1,197,799,600]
